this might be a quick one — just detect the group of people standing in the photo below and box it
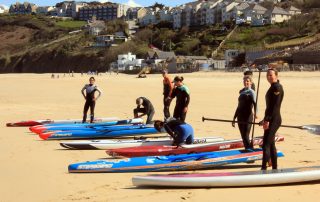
[232,68,284,170]
[80,68,284,170]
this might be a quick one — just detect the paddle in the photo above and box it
[250,68,261,146]
[202,117,320,135]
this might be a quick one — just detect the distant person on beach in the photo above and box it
[134,97,155,124]
[167,76,190,122]
[162,69,174,120]
[154,118,194,147]
[51,74,55,79]
[81,77,102,123]
[259,68,284,170]
[232,75,257,150]
[244,70,256,91]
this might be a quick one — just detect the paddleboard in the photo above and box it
[132,166,320,187]
[7,117,118,127]
[107,136,284,157]
[60,137,225,150]
[68,149,284,173]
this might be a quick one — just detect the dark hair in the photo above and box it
[267,68,278,76]
[173,76,184,82]
[89,77,95,81]
[154,120,164,132]
[244,70,253,76]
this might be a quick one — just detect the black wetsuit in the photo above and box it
[82,84,102,123]
[262,81,284,170]
[233,88,257,149]
[134,97,155,124]
[170,85,190,122]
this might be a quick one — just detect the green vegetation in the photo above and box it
[55,20,86,29]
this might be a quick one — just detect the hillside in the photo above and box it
[0,7,319,73]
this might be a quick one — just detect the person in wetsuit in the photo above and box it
[162,69,174,120]
[81,77,102,123]
[154,118,194,147]
[133,97,155,124]
[232,76,257,150]
[167,76,190,122]
[259,68,284,170]
[244,70,256,91]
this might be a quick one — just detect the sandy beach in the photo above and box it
[0,71,319,202]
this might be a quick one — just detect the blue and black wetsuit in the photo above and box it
[81,84,102,123]
[262,81,284,170]
[134,97,155,124]
[233,87,257,149]
[164,119,194,146]
[170,85,190,122]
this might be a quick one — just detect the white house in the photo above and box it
[286,6,301,16]
[266,6,291,24]
[221,1,239,23]
[172,8,182,29]
[0,5,9,13]
[117,52,143,71]
[71,1,87,18]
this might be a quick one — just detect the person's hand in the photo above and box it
[258,120,264,126]
[183,107,188,113]
[263,121,269,130]
[165,97,171,102]
[232,119,236,127]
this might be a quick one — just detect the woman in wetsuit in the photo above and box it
[260,68,284,170]
[232,76,257,150]
[81,77,102,123]
[168,76,190,122]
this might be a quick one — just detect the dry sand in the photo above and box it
[0,71,319,202]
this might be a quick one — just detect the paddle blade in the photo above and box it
[302,125,320,135]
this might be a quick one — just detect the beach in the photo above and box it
[0,71,319,202]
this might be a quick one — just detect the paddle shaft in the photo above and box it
[250,69,261,146]
[202,117,304,130]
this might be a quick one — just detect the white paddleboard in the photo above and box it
[133,166,320,187]
[60,137,225,150]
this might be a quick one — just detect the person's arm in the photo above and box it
[251,89,258,118]
[81,85,86,99]
[168,77,174,97]
[95,86,102,101]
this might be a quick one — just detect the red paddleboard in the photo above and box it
[107,136,284,157]
[6,120,52,127]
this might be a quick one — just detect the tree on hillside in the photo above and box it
[150,2,165,10]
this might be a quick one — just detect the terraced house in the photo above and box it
[9,2,37,14]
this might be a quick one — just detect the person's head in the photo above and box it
[173,76,184,87]
[244,70,253,76]
[136,97,143,106]
[161,69,168,77]
[243,75,253,88]
[89,77,95,84]
[266,68,278,84]
[154,120,164,132]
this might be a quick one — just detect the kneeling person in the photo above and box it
[134,97,155,124]
[154,119,194,147]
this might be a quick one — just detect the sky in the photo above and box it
[1,0,195,8]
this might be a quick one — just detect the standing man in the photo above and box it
[134,97,155,124]
[81,77,102,123]
[260,68,284,170]
[168,76,190,122]
[162,69,173,120]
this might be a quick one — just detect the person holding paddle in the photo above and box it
[81,77,102,123]
[232,75,257,150]
[259,68,284,170]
